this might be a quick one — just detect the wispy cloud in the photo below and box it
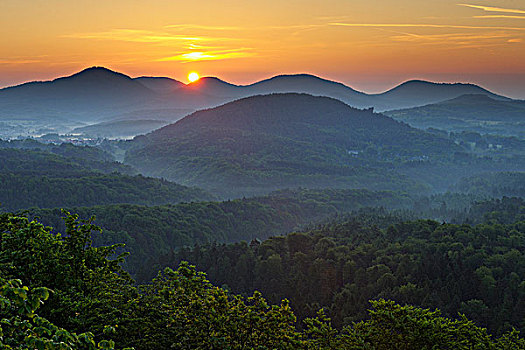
[390,32,513,42]
[157,49,254,62]
[164,24,241,31]
[388,31,521,49]
[0,58,44,65]
[61,29,238,43]
[329,22,525,31]
[474,15,525,19]
[458,4,525,14]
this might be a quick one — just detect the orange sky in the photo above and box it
[1,0,524,97]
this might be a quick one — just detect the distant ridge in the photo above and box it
[183,76,242,97]
[371,80,508,110]
[385,93,525,137]
[437,93,501,105]
[0,66,512,133]
[134,76,184,93]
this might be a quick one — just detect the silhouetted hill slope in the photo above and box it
[0,67,157,121]
[243,74,372,108]
[183,77,243,97]
[385,94,525,137]
[375,80,508,111]
[125,93,458,197]
[134,76,184,92]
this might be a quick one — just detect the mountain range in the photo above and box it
[0,67,513,138]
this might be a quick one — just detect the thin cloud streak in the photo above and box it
[329,22,525,31]
[0,59,43,65]
[165,24,242,31]
[61,29,239,43]
[390,32,514,42]
[157,49,254,62]
[474,15,525,19]
[458,4,525,14]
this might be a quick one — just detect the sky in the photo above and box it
[1,0,525,98]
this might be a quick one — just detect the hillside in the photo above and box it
[125,93,458,197]
[242,74,372,108]
[133,76,184,92]
[28,188,411,278]
[3,211,521,349]
[72,119,168,139]
[0,146,212,211]
[385,94,525,137]
[451,171,525,197]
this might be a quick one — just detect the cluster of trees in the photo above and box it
[1,212,523,349]
[165,214,525,336]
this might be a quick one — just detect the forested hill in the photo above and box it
[125,93,457,197]
[0,147,213,211]
[29,188,411,279]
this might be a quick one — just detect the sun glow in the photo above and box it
[188,72,200,82]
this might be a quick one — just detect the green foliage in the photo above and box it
[0,278,116,349]
[118,263,304,349]
[0,211,135,337]
[0,211,523,349]
[0,145,132,176]
[167,216,525,335]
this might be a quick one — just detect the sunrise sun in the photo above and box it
[188,72,200,82]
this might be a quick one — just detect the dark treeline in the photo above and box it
[1,212,523,349]
[452,171,525,198]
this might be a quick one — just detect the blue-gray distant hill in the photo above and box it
[385,94,525,137]
[72,119,169,139]
[124,93,460,197]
